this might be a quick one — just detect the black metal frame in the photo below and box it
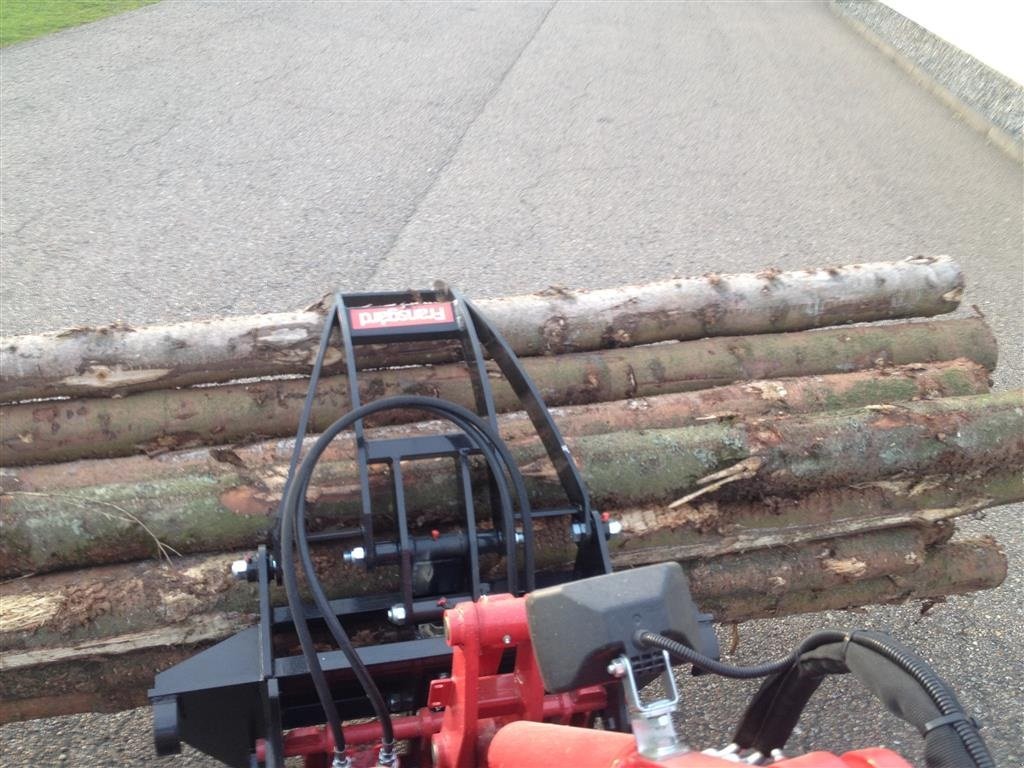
[149,286,615,767]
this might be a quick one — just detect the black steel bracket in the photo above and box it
[149,285,615,766]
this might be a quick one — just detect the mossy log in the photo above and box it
[0,510,962,652]
[0,361,993,494]
[0,534,1004,724]
[0,257,964,403]
[2,391,1020,577]
[0,317,997,465]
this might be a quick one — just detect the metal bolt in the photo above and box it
[230,559,250,580]
[376,742,398,768]
[607,520,623,536]
[571,521,588,542]
[770,749,786,763]
[502,634,512,645]
[607,659,627,678]
[514,531,525,544]
[387,604,407,625]
[343,546,366,564]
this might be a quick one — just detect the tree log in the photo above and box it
[0,535,1004,724]
[0,257,964,403]
[2,391,1020,576]
[0,361,993,492]
[609,468,1022,567]
[702,536,1005,622]
[3,473,1016,651]
[0,501,979,651]
[4,462,1017,647]
[0,316,996,465]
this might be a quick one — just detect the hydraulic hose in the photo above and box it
[637,628,993,768]
[279,474,349,762]
[281,395,535,762]
[848,631,994,768]
[636,629,845,679]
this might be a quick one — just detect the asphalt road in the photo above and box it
[1,1,1022,766]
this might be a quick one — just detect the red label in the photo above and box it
[349,302,455,331]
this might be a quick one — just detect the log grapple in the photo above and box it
[149,287,993,768]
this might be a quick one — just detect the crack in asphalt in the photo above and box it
[360,0,559,287]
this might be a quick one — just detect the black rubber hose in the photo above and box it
[291,395,531,596]
[283,395,535,754]
[849,631,994,768]
[636,629,845,679]
[280,474,348,758]
[642,628,993,768]
[272,298,340,565]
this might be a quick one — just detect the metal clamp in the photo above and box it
[608,652,687,760]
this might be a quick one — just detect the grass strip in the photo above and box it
[1,0,157,47]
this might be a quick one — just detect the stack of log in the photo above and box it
[1,255,1020,724]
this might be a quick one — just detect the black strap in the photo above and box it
[840,630,862,661]
[924,711,979,735]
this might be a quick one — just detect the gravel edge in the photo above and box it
[831,0,1023,160]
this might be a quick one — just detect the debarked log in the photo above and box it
[0,256,964,402]
[1,391,1020,576]
[0,535,1005,724]
[0,317,997,466]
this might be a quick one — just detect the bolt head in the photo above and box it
[387,604,407,624]
[607,520,623,536]
[344,546,366,563]
[230,559,250,579]
[607,659,627,678]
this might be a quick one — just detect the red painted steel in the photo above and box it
[256,596,913,768]
[256,594,606,765]
[487,722,914,768]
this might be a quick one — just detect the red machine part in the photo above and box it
[257,594,913,768]
[257,594,606,767]
[488,722,913,767]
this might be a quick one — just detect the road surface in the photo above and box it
[1,2,1021,765]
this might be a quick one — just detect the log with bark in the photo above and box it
[2,259,1018,730]
[0,256,963,403]
[0,530,1005,724]
[0,359,991,478]
[0,317,997,466]
[2,390,1020,577]
[6,478,1017,653]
